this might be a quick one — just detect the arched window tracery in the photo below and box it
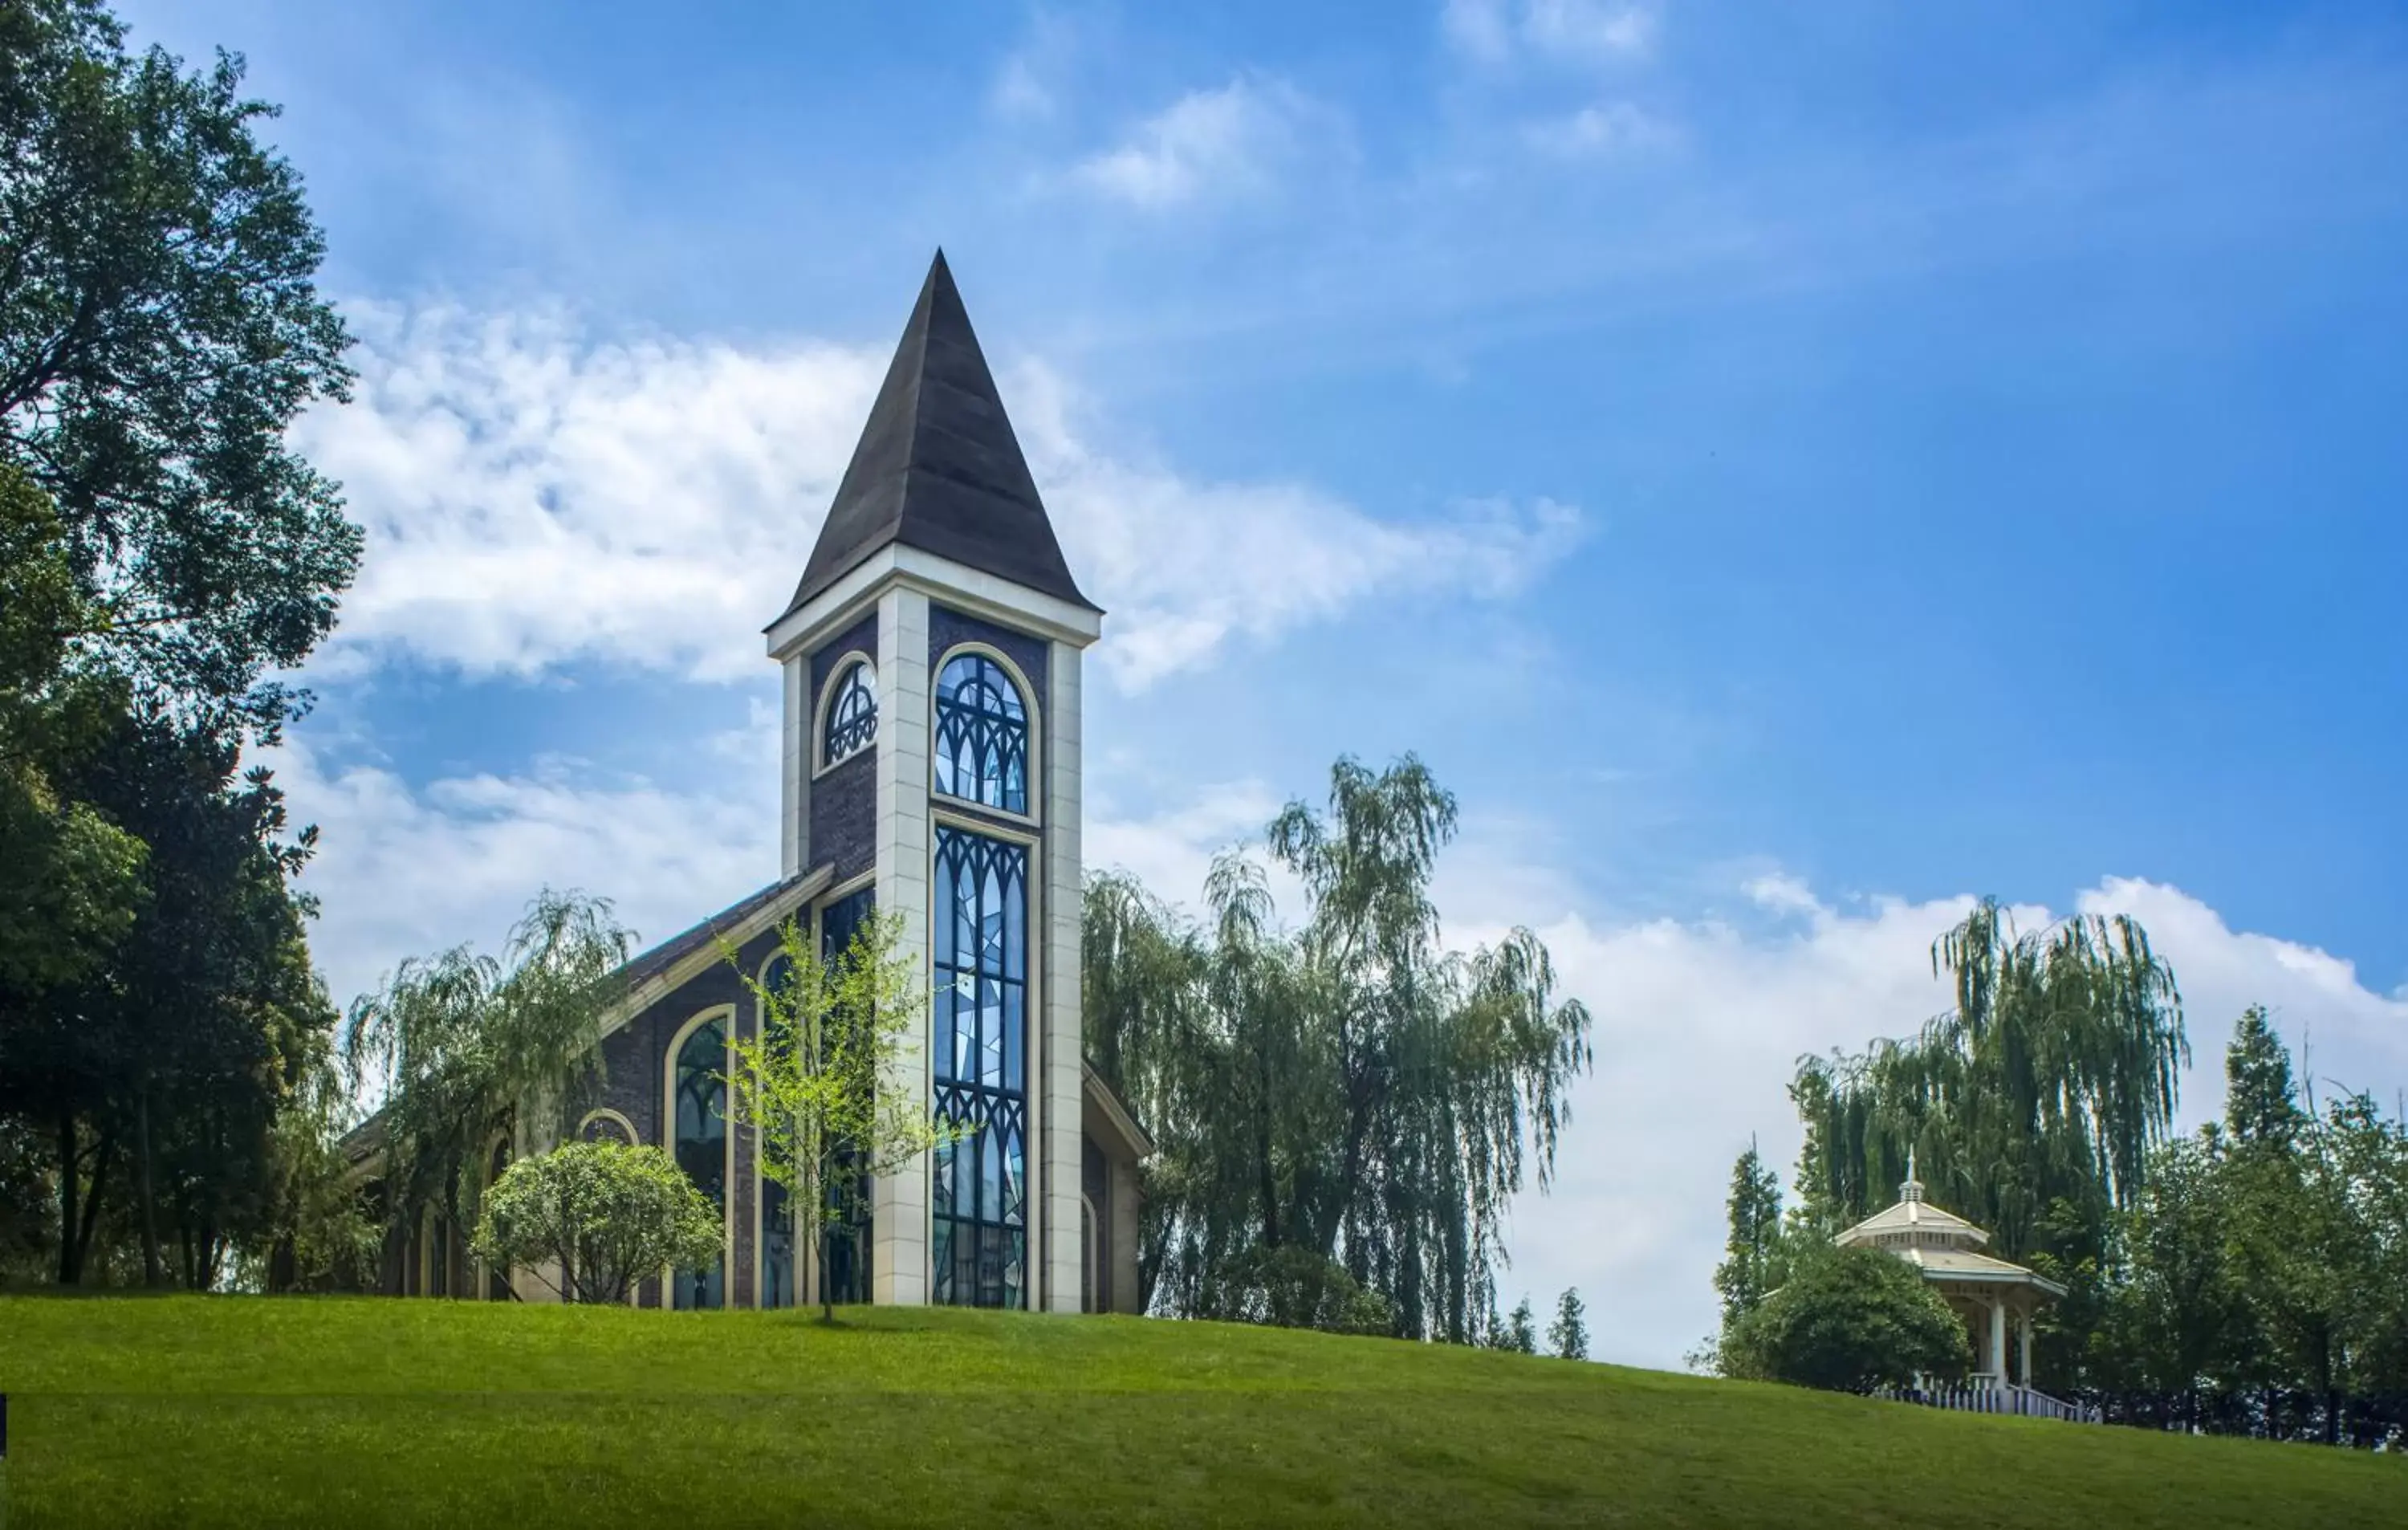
[822,659,878,768]
[671,1017,728,1309]
[932,652,1029,816]
[931,824,1027,1309]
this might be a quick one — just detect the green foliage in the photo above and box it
[470,1141,722,1305]
[343,890,634,1272]
[2091,1015,2408,1443]
[719,909,956,1320]
[1494,1295,1537,1354]
[1199,1244,1395,1337]
[1714,1141,1786,1332]
[1548,1287,1588,1361]
[1788,898,2186,1384]
[0,2,352,1294]
[2223,1006,2302,1148]
[1,0,359,734]
[1084,754,1593,1342]
[0,464,144,1000]
[1723,1243,1970,1393]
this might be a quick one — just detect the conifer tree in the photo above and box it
[1548,1287,1589,1361]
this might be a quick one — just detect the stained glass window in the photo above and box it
[932,653,1029,815]
[759,958,796,1311]
[672,1018,726,1310]
[819,890,876,1306]
[822,660,877,767]
[931,825,1028,1308]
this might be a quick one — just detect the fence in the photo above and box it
[1881,1378,2101,1424]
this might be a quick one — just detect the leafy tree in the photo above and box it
[1084,755,1593,1342]
[2097,1132,2243,1428]
[1498,1296,1537,1354]
[470,1141,722,1304]
[719,909,954,1323]
[1548,1287,1588,1361]
[0,464,144,1004]
[1714,1140,1786,1330]
[1788,898,2185,1383]
[342,891,633,1290]
[2,0,359,735]
[1723,1243,1969,1394]
[1198,1245,1395,1337]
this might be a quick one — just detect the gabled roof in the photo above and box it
[777,250,1097,622]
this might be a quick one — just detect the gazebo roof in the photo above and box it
[1834,1178,1990,1250]
[1834,1163,2068,1301]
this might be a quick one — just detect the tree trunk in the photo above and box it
[74,1131,113,1279]
[56,1109,80,1284]
[137,1086,163,1287]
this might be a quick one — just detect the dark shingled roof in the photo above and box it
[776,250,1097,622]
[620,875,810,989]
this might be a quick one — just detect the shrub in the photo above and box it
[1723,1243,1970,1393]
[470,1141,722,1304]
[1204,1245,1394,1337]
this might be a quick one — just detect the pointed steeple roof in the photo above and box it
[779,250,1097,620]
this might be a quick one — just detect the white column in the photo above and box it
[780,656,807,879]
[2019,1309,2033,1389]
[872,586,932,1305]
[1039,641,1085,1313]
[1987,1294,2007,1384]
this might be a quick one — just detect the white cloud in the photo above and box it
[1446,1,1660,67]
[1523,100,1677,157]
[1523,0,1659,62]
[295,302,1580,692]
[990,9,1077,122]
[1070,75,1332,210]
[273,717,782,1012]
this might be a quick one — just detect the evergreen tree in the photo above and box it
[1548,1287,1588,1361]
[1503,1296,1537,1354]
[2224,1005,2303,1148]
[1713,1140,1785,1329]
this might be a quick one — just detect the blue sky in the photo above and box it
[120,1,2408,1363]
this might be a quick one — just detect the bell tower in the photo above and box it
[765,251,1102,1312]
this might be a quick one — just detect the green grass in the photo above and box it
[0,1296,2400,1528]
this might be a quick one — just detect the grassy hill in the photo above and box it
[0,1296,2399,1528]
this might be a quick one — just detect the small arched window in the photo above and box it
[822,659,878,768]
[933,653,1028,815]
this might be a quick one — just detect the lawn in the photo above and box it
[0,1296,2399,1528]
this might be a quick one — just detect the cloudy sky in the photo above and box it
[121,0,2408,1366]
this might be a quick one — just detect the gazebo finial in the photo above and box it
[1902,1145,1922,1203]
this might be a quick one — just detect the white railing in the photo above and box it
[1881,1377,2102,1424]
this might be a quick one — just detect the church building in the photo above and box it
[370,253,1152,1316]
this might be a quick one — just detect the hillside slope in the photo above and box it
[0,1296,2398,1528]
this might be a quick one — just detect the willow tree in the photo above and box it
[341,890,633,1282]
[1085,754,1594,1343]
[1792,900,2186,1251]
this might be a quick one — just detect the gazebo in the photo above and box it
[1836,1159,2091,1420]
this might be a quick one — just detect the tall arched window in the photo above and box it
[931,824,1027,1308]
[933,653,1028,815]
[759,958,797,1312]
[819,889,877,1306]
[821,659,877,768]
[672,1018,727,1309]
